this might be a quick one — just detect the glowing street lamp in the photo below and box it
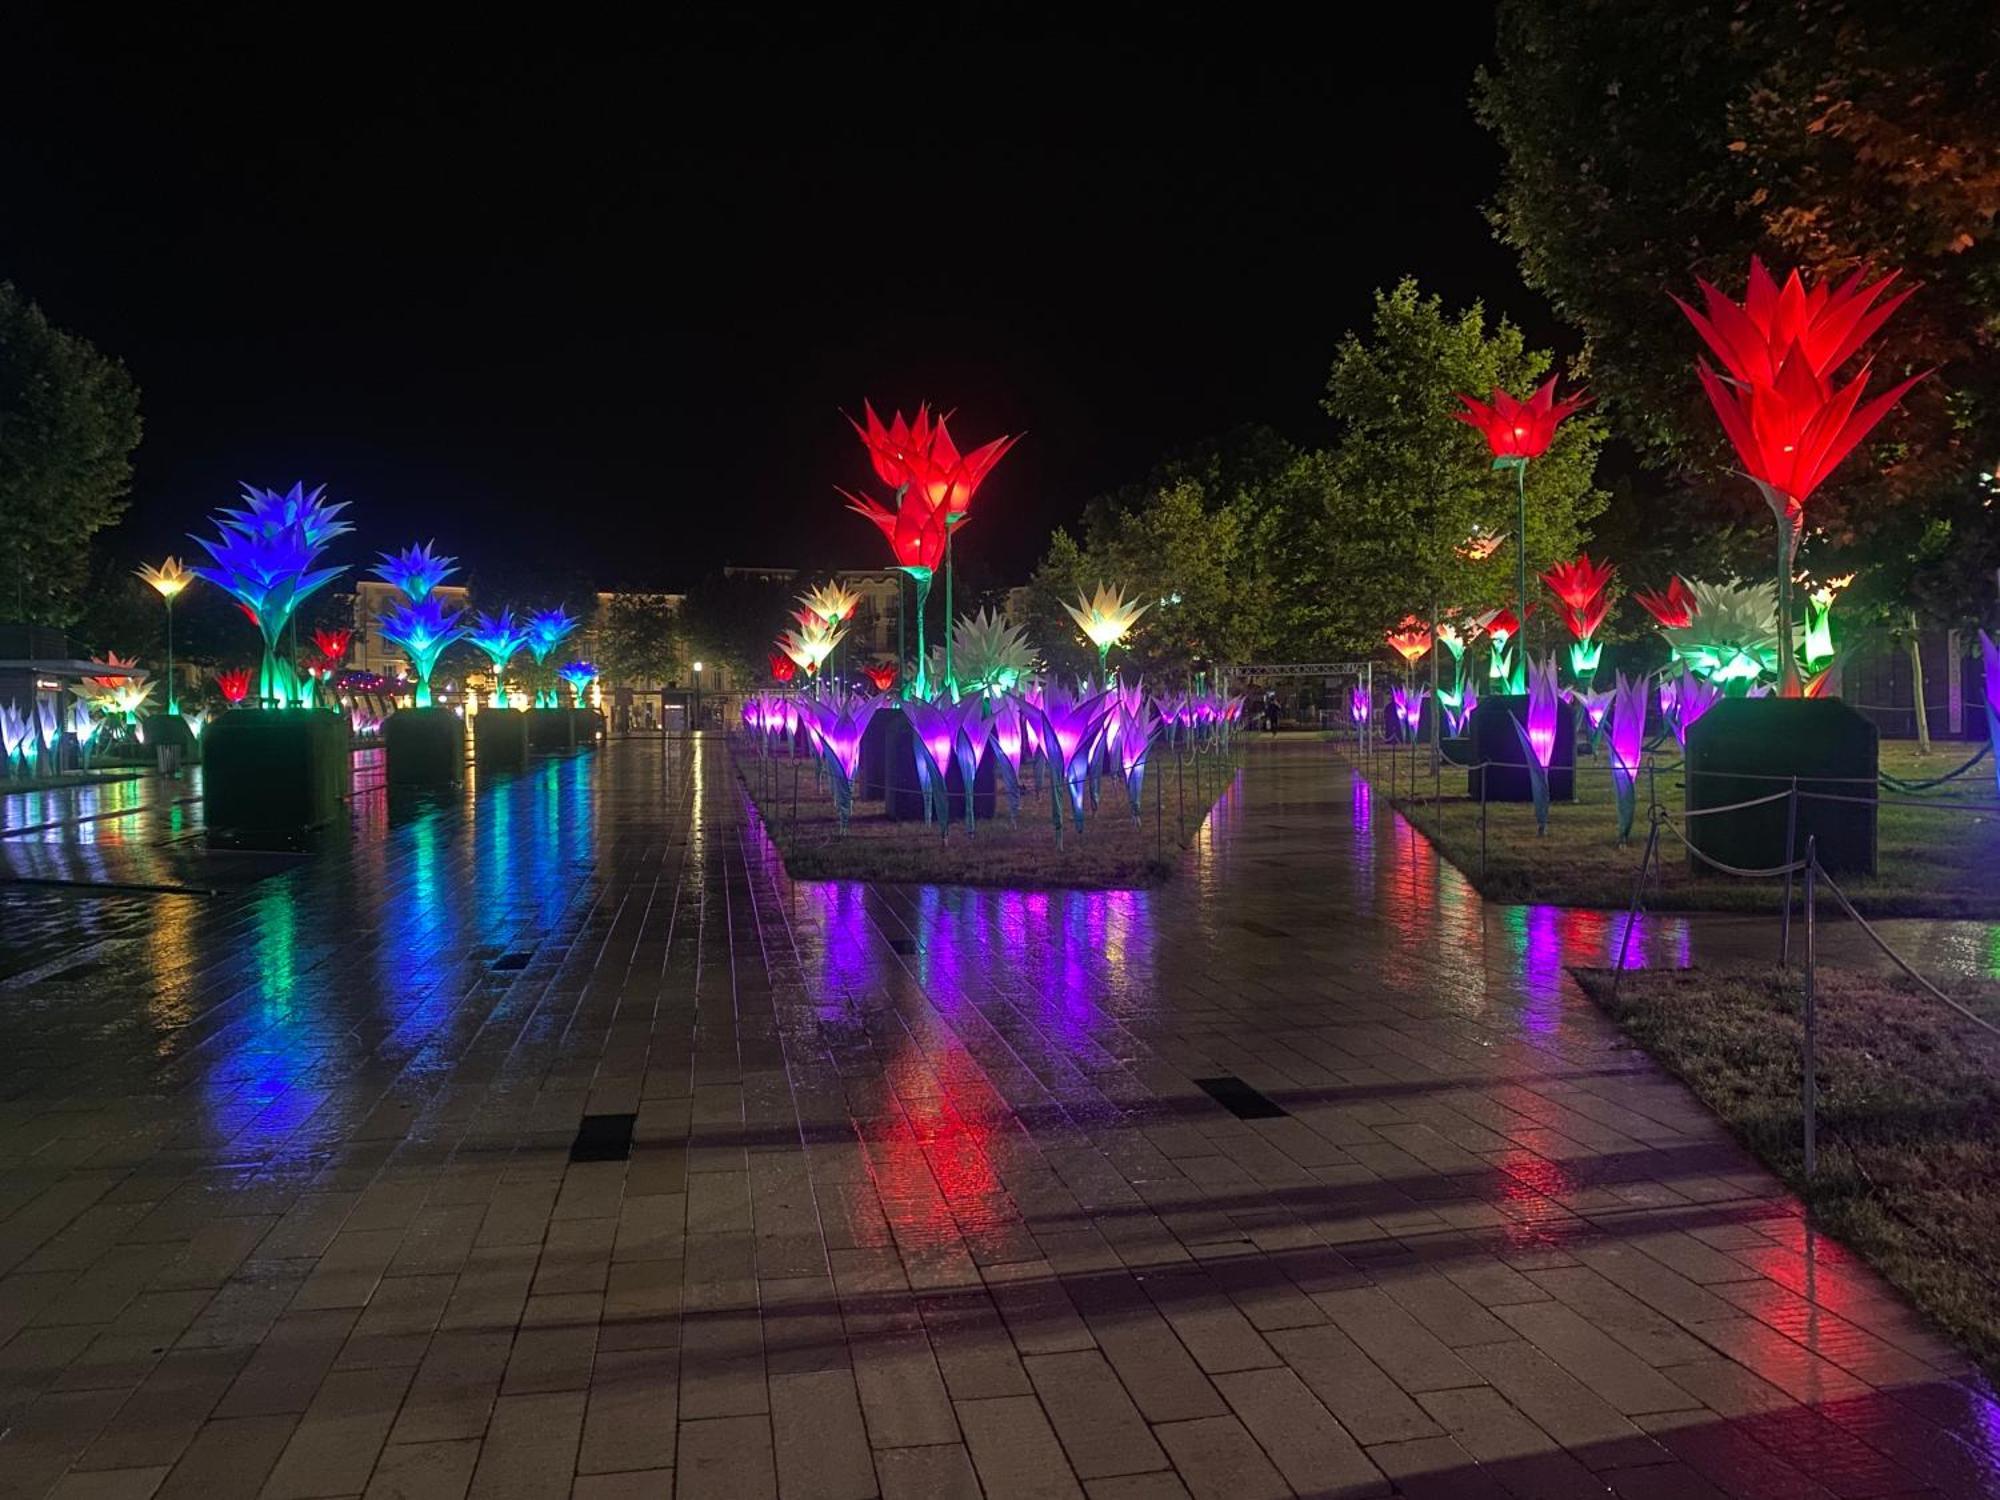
[136,557,195,712]
[692,660,704,727]
[1064,583,1151,683]
[1455,378,1591,692]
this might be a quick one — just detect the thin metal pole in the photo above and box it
[1780,777,1799,965]
[1479,763,1489,880]
[1802,836,1819,1179]
[1611,817,1659,1002]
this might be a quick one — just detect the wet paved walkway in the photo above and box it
[0,735,1996,1499]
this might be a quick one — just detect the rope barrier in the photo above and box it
[1879,742,1990,792]
[1814,866,2000,1044]
[1654,815,1808,878]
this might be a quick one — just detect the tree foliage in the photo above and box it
[679,570,795,681]
[1475,0,2000,607]
[595,592,682,687]
[0,282,143,625]
[1311,279,1606,656]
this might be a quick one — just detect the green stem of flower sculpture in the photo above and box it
[1512,457,1529,696]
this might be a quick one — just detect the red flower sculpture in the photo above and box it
[217,667,252,704]
[1632,577,1697,629]
[1483,606,1526,640]
[1540,553,1616,612]
[1559,594,1611,642]
[1454,377,1591,461]
[849,400,937,491]
[768,652,797,684]
[840,486,950,575]
[312,627,352,663]
[1385,617,1432,666]
[862,661,899,692]
[1673,257,1913,389]
[900,415,1019,524]
[1675,257,1926,695]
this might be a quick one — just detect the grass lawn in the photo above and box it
[1367,737,2000,917]
[733,746,1235,889]
[1574,963,2000,1382]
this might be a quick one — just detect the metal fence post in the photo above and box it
[1478,763,1488,881]
[1780,776,1799,965]
[1802,834,1819,1180]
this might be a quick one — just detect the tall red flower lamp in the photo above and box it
[1454,378,1590,692]
[1674,259,1924,696]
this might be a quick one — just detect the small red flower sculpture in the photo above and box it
[217,667,252,704]
[1540,553,1616,611]
[768,653,798,684]
[1632,577,1697,630]
[312,627,352,663]
[1385,617,1432,666]
[862,661,899,692]
[1454,377,1591,461]
[839,486,951,576]
[1559,594,1611,641]
[849,400,936,491]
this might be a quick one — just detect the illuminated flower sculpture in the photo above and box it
[1032,683,1112,841]
[1633,576,1697,630]
[526,606,581,706]
[800,580,862,628]
[953,700,993,833]
[1671,670,1723,748]
[376,541,455,601]
[769,651,798,684]
[843,401,1018,698]
[797,691,884,831]
[558,661,599,708]
[938,609,1035,696]
[1116,692,1157,819]
[990,696,1026,822]
[136,557,196,713]
[862,661,898,693]
[1675,258,1924,695]
[378,595,469,707]
[1349,683,1371,734]
[0,704,29,774]
[1455,378,1591,691]
[1480,606,1527,686]
[1541,553,1615,685]
[1442,677,1478,738]
[1800,574,1853,672]
[191,483,351,706]
[468,609,531,707]
[1606,672,1648,842]
[1385,618,1432,669]
[217,667,253,706]
[1391,685,1428,744]
[902,696,961,832]
[1064,583,1150,683]
[1658,580,1779,689]
[1509,654,1561,834]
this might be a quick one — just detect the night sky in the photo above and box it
[3,15,1551,590]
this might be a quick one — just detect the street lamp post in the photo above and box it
[692,661,703,732]
[136,558,195,714]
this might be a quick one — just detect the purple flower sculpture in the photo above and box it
[1032,683,1111,841]
[1983,632,2000,795]
[953,699,992,833]
[1674,670,1723,748]
[1118,700,1157,818]
[903,697,961,832]
[798,692,883,830]
[1606,672,1649,842]
[1509,654,1561,834]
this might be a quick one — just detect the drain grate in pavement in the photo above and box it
[569,1113,636,1162]
[1194,1076,1288,1120]
[491,951,534,972]
[888,937,917,956]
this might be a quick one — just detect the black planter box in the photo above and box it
[1467,695,1575,803]
[385,707,465,788]
[525,708,573,751]
[858,704,900,800]
[572,709,604,747]
[203,708,349,844]
[473,708,529,772]
[145,712,201,764]
[1685,697,1877,876]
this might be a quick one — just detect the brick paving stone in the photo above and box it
[0,738,1989,1500]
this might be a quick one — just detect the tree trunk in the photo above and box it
[1906,611,1931,755]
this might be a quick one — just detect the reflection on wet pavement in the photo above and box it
[0,734,1995,1497]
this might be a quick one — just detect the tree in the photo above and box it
[1312,278,1606,659]
[1475,1,2000,595]
[595,592,682,688]
[679,570,794,681]
[0,282,143,625]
